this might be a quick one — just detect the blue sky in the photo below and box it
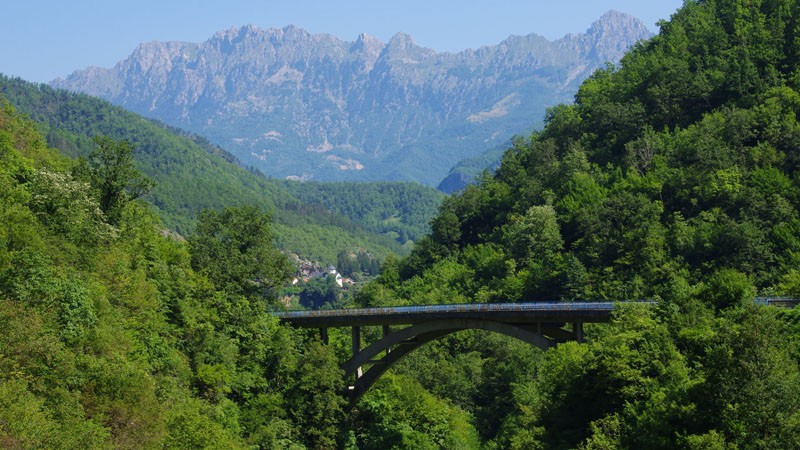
[3,0,683,83]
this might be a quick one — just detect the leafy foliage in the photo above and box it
[299,275,341,310]
[189,205,293,298]
[10,1,800,447]
[352,0,800,447]
[81,135,154,224]
[0,104,346,448]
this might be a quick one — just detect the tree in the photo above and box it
[299,275,340,310]
[503,205,563,265]
[700,268,755,311]
[81,135,154,224]
[355,373,481,450]
[695,306,800,449]
[288,341,346,449]
[189,206,293,299]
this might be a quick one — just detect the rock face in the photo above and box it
[52,11,652,185]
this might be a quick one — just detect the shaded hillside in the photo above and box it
[436,141,510,193]
[52,11,652,185]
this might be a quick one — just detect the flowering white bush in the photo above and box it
[27,169,116,243]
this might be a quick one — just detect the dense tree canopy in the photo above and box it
[352,0,800,447]
[189,205,294,298]
[8,0,800,448]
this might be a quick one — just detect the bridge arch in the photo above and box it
[274,302,618,403]
[342,319,558,402]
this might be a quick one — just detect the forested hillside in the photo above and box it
[280,180,444,247]
[0,75,445,263]
[352,0,800,447]
[8,0,800,448]
[0,102,483,448]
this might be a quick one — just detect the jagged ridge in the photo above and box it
[52,11,652,185]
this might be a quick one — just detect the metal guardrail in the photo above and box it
[272,301,653,320]
[274,297,800,321]
[754,297,800,306]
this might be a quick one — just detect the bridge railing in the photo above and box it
[274,297,800,321]
[754,297,800,307]
[272,301,657,320]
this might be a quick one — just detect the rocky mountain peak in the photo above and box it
[128,41,193,68]
[352,32,383,52]
[212,25,250,41]
[350,33,384,70]
[589,10,651,37]
[210,24,315,49]
[52,14,653,186]
[387,32,415,48]
[584,10,652,60]
[274,24,314,43]
[382,32,436,63]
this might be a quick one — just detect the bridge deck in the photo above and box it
[274,302,626,327]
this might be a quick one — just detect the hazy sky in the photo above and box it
[4,0,683,83]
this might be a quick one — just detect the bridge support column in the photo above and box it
[352,326,362,379]
[382,325,391,354]
[320,327,328,345]
[573,321,584,343]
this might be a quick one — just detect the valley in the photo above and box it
[4,1,800,449]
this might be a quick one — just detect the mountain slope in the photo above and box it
[52,11,652,185]
[280,180,445,245]
[436,141,511,193]
[0,75,410,262]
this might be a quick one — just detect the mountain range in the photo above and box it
[52,10,652,186]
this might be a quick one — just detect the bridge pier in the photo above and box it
[352,326,362,379]
[573,321,584,342]
[319,327,328,345]
[382,325,391,356]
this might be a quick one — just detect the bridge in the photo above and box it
[274,302,630,402]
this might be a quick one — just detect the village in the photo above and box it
[292,260,353,288]
[280,258,363,309]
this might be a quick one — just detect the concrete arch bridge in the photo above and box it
[275,302,632,402]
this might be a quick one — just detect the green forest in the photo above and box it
[5,0,800,448]
[357,0,800,447]
[280,180,444,248]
